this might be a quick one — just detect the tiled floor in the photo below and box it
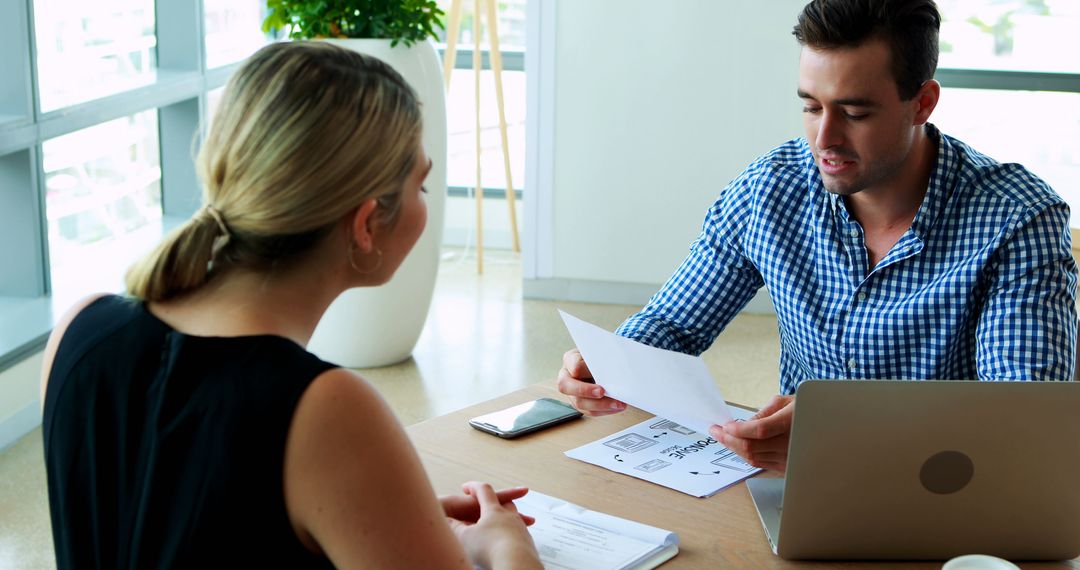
[0,248,781,569]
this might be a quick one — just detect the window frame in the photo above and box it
[0,0,247,372]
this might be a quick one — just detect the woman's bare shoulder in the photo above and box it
[282,367,471,567]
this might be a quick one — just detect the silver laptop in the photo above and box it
[746,380,1080,561]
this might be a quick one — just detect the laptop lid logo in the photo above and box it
[920,450,975,494]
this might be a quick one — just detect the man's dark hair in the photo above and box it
[793,0,941,100]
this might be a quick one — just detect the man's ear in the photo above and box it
[349,198,379,254]
[912,79,940,126]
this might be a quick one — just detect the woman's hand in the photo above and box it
[440,484,535,526]
[446,482,542,570]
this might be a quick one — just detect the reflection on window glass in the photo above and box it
[204,0,272,69]
[33,0,157,112]
[434,0,527,50]
[445,70,525,190]
[938,0,1080,73]
[43,111,162,306]
[934,88,1080,227]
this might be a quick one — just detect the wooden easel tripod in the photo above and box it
[442,0,521,274]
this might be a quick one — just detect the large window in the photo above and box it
[445,69,526,191]
[434,0,527,201]
[33,0,158,113]
[42,111,163,309]
[936,1,1080,227]
[0,0,272,370]
[939,0,1080,73]
[933,88,1080,226]
[203,0,272,69]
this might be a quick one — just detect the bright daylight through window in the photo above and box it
[936,0,1080,227]
[42,112,162,310]
[434,0,526,193]
[33,0,158,113]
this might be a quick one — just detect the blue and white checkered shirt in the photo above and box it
[617,124,1078,394]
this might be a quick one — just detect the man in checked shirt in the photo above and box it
[556,0,1078,472]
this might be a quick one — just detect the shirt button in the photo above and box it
[847,358,858,369]
[849,228,859,238]
[857,292,867,302]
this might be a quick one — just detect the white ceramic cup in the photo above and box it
[941,554,1021,570]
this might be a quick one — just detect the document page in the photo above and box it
[559,310,732,435]
[515,491,678,570]
[565,411,763,497]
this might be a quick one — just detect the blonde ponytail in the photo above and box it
[125,208,230,302]
[124,41,422,302]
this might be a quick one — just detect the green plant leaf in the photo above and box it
[262,0,445,44]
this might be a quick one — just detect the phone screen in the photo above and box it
[469,398,582,438]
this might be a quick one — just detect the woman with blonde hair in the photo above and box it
[41,41,541,569]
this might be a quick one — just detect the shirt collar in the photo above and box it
[911,123,958,240]
[817,123,957,240]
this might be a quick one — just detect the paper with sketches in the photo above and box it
[565,411,762,497]
[558,310,733,435]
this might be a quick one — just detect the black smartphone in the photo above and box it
[468,397,583,439]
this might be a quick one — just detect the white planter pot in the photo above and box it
[306,38,447,368]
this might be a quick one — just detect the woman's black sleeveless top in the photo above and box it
[43,295,337,569]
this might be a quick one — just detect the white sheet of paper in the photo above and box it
[559,310,733,435]
[515,491,677,570]
[565,412,763,497]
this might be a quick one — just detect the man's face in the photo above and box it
[798,38,923,196]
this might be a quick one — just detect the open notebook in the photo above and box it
[515,491,679,570]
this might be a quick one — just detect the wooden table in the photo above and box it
[407,383,1080,569]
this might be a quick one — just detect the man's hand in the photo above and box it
[440,484,535,526]
[555,348,627,416]
[709,394,794,472]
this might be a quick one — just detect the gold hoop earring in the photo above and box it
[349,242,383,274]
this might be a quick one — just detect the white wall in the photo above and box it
[526,0,806,300]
